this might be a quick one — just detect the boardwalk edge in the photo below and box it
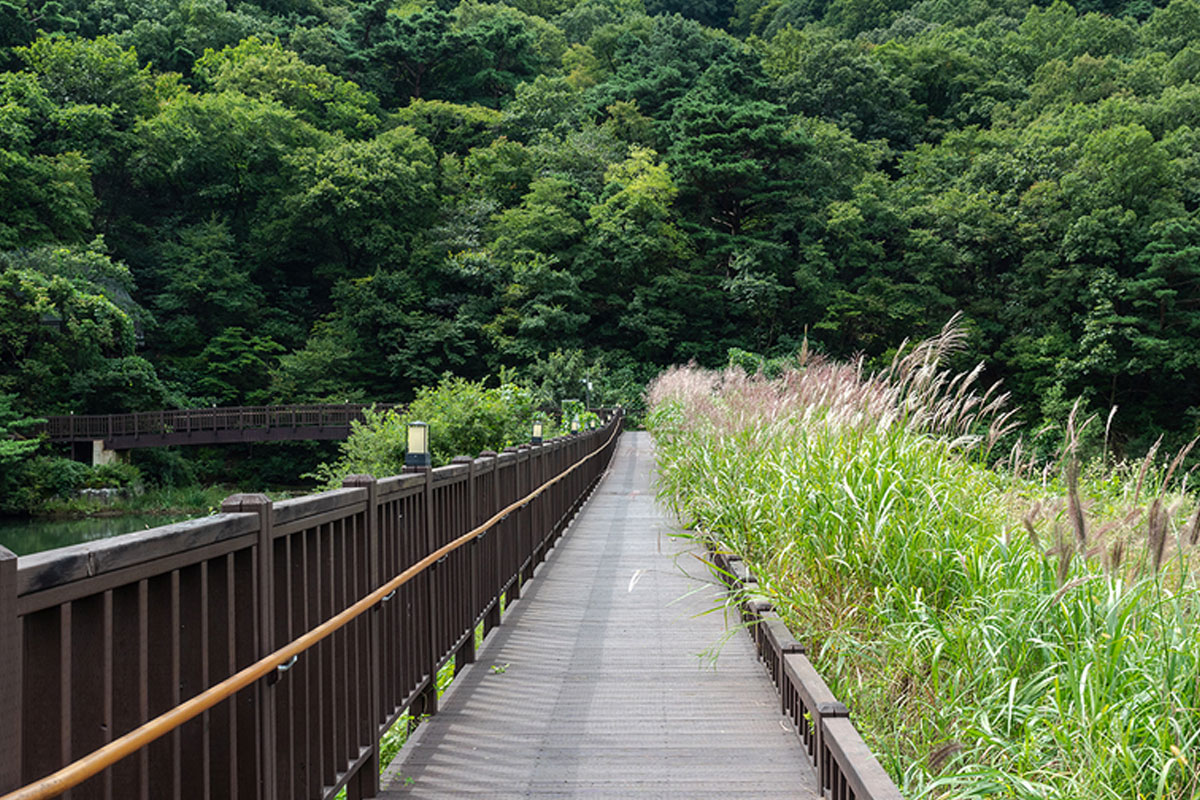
[703,536,906,800]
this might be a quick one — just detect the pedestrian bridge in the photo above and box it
[40,404,401,464]
[0,417,901,800]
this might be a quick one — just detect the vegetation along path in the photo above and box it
[380,431,814,798]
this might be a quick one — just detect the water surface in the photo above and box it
[0,513,202,556]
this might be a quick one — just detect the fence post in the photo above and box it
[419,468,439,718]
[342,475,380,798]
[513,446,531,585]
[502,447,522,603]
[0,546,22,793]
[532,443,546,560]
[817,701,850,793]
[451,457,476,672]
[220,493,277,800]
[479,451,502,633]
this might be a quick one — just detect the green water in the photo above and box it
[0,513,201,556]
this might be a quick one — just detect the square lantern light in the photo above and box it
[406,421,431,469]
[531,419,544,446]
[570,416,581,433]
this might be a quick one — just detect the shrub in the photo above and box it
[129,447,198,488]
[85,461,142,490]
[1,455,91,513]
[310,375,538,486]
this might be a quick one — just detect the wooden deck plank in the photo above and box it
[379,432,817,798]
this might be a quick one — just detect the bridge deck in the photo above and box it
[380,431,817,798]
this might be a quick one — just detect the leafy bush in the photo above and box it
[129,447,198,488]
[1,455,91,513]
[309,375,538,486]
[725,346,796,379]
[85,461,142,489]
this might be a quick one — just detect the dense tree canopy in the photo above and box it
[1,0,1199,455]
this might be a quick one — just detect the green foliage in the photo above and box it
[310,374,537,485]
[284,125,438,272]
[648,332,1200,798]
[0,244,174,413]
[0,394,42,510]
[1,455,91,513]
[1,0,1200,489]
[0,148,95,248]
[195,37,381,137]
[128,446,198,488]
[390,98,501,153]
[85,460,142,489]
[17,33,154,121]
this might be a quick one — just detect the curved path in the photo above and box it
[380,431,817,798]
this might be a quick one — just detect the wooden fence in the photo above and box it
[0,412,622,800]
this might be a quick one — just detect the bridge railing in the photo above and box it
[0,411,623,800]
[41,404,403,443]
[709,549,905,800]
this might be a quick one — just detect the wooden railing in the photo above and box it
[39,404,401,448]
[0,412,623,800]
[708,547,905,800]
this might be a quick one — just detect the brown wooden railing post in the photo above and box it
[502,447,522,604]
[480,450,501,632]
[341,475,380,799]
[0,546,22,794]
[420,468,439,718]
[450,457,477,672]
[516,446,533,585]
[817,701,850,794]
[532,443,545,561]
[220,493,277,800]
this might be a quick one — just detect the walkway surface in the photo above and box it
[379,431,817,798]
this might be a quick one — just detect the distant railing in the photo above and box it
[38,404,401,449]
[708,547,905,800]
[0,411,624,800]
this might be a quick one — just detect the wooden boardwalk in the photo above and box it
[380,431,817,798]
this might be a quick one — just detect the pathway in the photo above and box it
[379,431,817,798]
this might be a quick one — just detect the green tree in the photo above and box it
[0,148,94,248]
[283,125,438,276]
[192,326,284,404]
[0,245,173,413]
[194,37,381,137]
[145,217,264,359]
[18,33,153,121]
[133,89,329,224]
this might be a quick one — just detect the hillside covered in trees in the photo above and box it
[3,0,1200,454]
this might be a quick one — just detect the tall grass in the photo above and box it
[647,320,1200,799]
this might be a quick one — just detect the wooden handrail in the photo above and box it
[0,420,622,800]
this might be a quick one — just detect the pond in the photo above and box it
[0,513,203,557]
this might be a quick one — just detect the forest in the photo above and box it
[2,0,1200,488]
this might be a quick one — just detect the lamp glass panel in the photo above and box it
[408,422,429,454]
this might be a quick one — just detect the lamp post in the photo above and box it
[583,379,593,411]
[531,419,544,446]
[405,421,431,471]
